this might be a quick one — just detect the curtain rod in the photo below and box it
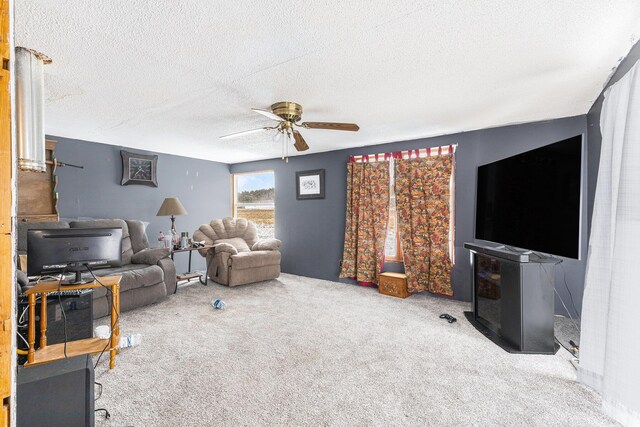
[348,143,457,163]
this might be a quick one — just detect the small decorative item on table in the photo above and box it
[378,272,411,298]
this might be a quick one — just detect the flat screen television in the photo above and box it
[475,135,582,259]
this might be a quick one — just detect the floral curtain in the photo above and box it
[395,154,453,295]
[339,161,390,285]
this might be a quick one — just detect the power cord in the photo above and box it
[539,262,580,333]
[94,408,110,419]
[18,274,73,362]
[559,263,580,318]
[554,287,580,335]
[33,269,71,359]
[555,336,579,358]
[539,262,581,359]
[85,264,119,371]
[56,268,69,359]
[16,331,30,349]
[94,381,103,401]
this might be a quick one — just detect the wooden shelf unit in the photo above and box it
[24,275,122,369]
[177,272,201,281]
[26,337,111,367]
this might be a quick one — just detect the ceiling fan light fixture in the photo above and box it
[270,101,303,122]
[221,101,359,155]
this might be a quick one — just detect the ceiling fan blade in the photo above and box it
[300,122,359,131]
[251,108,284,122]
[219,127,273,140]
[292,130,309,152]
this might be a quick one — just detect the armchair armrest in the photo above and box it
[157,257,177,294]
[131,248,170,265]
[205,251,232,284]
[251,238,281,251]
[132,248,176,294]
[213,243,238,255]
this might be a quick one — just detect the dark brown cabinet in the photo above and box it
[464,243,559,354]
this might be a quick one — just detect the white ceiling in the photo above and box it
[15,1,640,164]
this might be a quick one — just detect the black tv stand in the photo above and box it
[464,242,560,354]
[463,312,559,354]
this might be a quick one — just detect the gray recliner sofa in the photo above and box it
[194,217,281,286]
[17,219,176,318]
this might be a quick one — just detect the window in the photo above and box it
[232,171,275,239]
[365,146,456,265]
[384,158,403,262]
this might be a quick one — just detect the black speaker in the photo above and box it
[17,355,94,427]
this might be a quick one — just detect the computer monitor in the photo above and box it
[27,228,123,284]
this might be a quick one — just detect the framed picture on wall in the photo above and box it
[121,150,158,187]
[296,169,325,200]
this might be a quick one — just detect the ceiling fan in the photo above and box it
[220,102,359,157]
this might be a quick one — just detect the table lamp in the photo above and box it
[156,197,188,233]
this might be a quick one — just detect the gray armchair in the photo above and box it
[193,217,281,286]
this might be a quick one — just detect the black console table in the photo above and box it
[464,242,560,354]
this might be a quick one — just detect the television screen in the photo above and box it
[475,135,582,259]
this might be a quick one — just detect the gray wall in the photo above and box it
[230,116,588,316]
[50,136,231,274]
[587,39,640,233]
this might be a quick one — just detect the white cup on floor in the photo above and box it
[95,325,110,339]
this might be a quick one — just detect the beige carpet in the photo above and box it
[94,273,614,426]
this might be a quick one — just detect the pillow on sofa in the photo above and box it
[252,239,282,251]
[213,243,238,255]
[131,248,170,265]
[126,220,151,253]
[214,237,251,252]
[17,221,69,253]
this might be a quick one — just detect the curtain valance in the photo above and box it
[348,144,456,163]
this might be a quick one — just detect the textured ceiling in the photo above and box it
[15,1,640,163]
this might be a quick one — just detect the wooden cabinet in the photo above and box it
[465,243,558,354]
[378,272,411,298]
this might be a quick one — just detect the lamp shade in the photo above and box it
[156,197,188,216]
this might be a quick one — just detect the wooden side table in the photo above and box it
[24,275,121,369]
[170,245,215,289]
